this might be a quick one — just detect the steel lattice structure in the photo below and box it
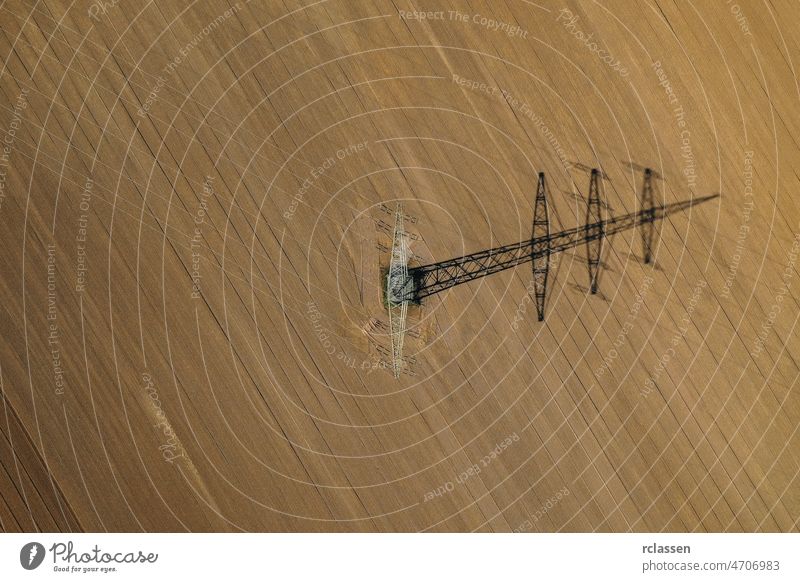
[640,168,657,264]
[586,169,604,294]
[386,202,411,378]
[531,172,551,321]
[395,182,716,304]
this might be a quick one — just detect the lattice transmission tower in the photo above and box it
[383,169,717,376]
[386,202,411,378]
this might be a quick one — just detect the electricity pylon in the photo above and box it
[586,169,604,294]
[531,172,551,321]
[640,168,656,264]
[386,202,411,378]
[382,169,716,378]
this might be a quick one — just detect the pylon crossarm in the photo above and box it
[586,169,604,294]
